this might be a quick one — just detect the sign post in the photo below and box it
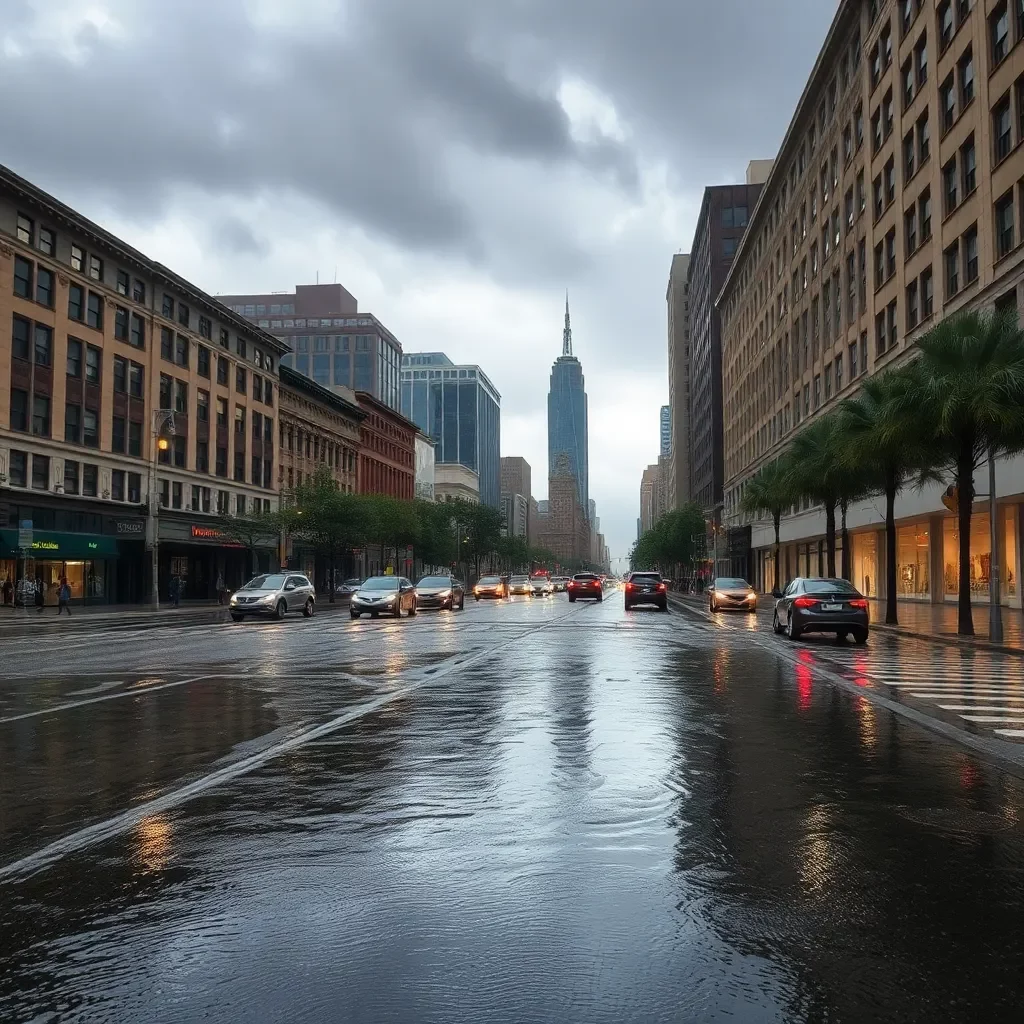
[17,520,32,613]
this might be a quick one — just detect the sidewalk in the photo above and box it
[670,591,1024,655]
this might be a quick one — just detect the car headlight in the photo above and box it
[435,590,451,599]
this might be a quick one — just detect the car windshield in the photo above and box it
[715,578,750,589]
[418,577,452,587]
[361,577,400,591]
[479,576,502,584]
[804,579,859,595]
[631,573,660,582]
[343,579,362,586]
[241,574,286,590]
[510,576,528,583]
[575,575,599,581]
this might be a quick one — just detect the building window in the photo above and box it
[915,32,928,84]
[905,205,918,254]
[961,135,976,194]
[943,157,958,213]
[197,389,209,422]
[161,326,174,361]
[88,254,103,282]
[196,441,209,475]
[907,279,920,329]
[33,323,52,366]
[70,245,84,273]
[173,436,186,469]
[35,266,53,308]
[917,111,930,164]
[235,405,246,435]
[236,366,247,393]
[199,315,211,339]
[945,242,960,297]
[31,454,49,491]
[67,337,83,378]
[16,213,33,244]
[85,344,100,384]
[10,388,28,432]
[175,334,189,368]
[876,310,887,355]
[171,481,182,509]
[81,463,97,498]
[217,356,229,386]
[129,362,144,398]
[64,404,80,443]
[116,269,130,296]
[992,3,1010,64]
[963,224,979,283]
[197,345,210,377]
[111,469,125,502]
[83,409,98,448]
[995,191,1016,258]
[174,380,188,415]
[234,451,245,482]
[5,450,26,487]
[33,394,51,437]
[920,187,932,240]
[939,0,954,51]
[13,256,32,299]
[178,303,190,328]
[219,327,230,349]
[162,294,175,318]
[128,421,142,457]
[132,279,145,303]
[127,472,142,503]
[993,96,1012,162]
[114,306,128,341]
[68,284,84,322]
[112,415,126,453]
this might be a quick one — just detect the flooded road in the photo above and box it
[2,594,1024,1022]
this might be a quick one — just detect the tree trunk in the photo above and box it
[840,500,851,581]
[773,512,781,592]
[956,443,976,636]
[884,477,898,625]
[825,501,837,577]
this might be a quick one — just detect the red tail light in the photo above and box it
[793,596,818,608]
[567,581,576,588]
[624,582,634,591]
[656,582,666,592]
[849,598,868,609]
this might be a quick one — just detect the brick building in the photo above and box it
[536,453,591,567]
[356,392,416,500]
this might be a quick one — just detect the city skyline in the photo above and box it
[547,296,589,520]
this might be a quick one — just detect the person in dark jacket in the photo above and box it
[35,576,45,613]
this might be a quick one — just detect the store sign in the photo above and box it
[191,526,223,539]
[116,520,145,535]
[32,540,59,551]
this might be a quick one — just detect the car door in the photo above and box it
[282,576,299,611]
[400,578,412,611]
[298,576,314,607]
[777,579,799,626]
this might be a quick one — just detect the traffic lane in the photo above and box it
[0,599,578,872]
[4,603,1024,1020]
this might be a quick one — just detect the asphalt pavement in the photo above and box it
[3,590,1024,1022]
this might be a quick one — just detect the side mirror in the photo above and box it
[284,583,296,591]
[771,587,782,599]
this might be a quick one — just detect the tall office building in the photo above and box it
[659,405,672,457]
[501,456,533,542]
[547,296,589,518]
[688,178,767,515]
[400,352,501,507]
[666,253,691,510]
[218,283,401,412]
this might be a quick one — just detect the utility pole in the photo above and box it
[147,409,176,608]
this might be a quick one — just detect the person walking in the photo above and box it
[34,576,45,613]
[169,574,181,608]
[216,572,225,606]
[1,577,11,606]
[57,577,72,615]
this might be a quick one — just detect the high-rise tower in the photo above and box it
[547,295,589,519]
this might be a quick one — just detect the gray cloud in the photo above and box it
[212,216,269,259]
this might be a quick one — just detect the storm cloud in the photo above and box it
[0,0,834,558]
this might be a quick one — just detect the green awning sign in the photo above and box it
[0,530,120,559]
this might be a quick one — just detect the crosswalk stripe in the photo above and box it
[906,690,1024,699]
[960,715,1024,723]
[995,729,1024,738]
[937,705,1024,712]
[887,683,1024,691]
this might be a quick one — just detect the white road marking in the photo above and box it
[937,705,1024,712]
[995,730,1024,739]
[904,690,1024,699]
[960,715,1024,723]
[64,680,125,697]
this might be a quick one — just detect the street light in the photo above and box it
[148,409,176,608]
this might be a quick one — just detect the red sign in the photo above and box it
[192,526,223,539]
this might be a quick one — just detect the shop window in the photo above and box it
[111,470,125,502]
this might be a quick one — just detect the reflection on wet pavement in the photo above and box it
[2,597,1024,1022]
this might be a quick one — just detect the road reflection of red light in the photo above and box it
[796,664,813,710]
[960,761,980,790]
[855,677,870,687]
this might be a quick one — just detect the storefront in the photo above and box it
[851,531,879,598]
[896,522,931,600]
[942,507,1019,605]
[157,518,277,600]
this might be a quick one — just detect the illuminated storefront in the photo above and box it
[942,508,1019,604]
[896,523,931,599]
[851,531,879,598]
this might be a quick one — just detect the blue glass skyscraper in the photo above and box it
[548,297,589,517]
[400,353,501,507]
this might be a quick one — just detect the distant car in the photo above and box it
[530,576,554,596]
[568,573,603,602]
[230,573,316,622]
[350,576,417,619]
[623,571,667,611]
[773,577,869,643]
[416,574,465,610]
[508,575,532,596]
[474,575,507,600]
[551,576,571,593]
[334,578,363,603]
[708,577,759,613]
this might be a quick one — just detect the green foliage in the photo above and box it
[631,503,705,573]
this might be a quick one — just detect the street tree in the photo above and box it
[740,458,796,591]
[217,509,281,578]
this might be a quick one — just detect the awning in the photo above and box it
[0,529,121,559]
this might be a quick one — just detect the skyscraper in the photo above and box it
[659,405,672,457]
[400,352,501,507]
[547,296,588,519]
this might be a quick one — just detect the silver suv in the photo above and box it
[229,572,316,622]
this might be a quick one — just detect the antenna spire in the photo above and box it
[562,291,573,356]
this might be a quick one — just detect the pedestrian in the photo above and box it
[57,578,71,616]
[216,572,225,605]
[34,576,45,613]
[1,577,11,606]
[169,574,180,608]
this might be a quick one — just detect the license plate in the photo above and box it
[821,602,843,612]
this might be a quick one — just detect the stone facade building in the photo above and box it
[536,454,591,567]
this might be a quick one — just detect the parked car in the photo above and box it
[350,576,417,619]
[623,571,667,611]
[415,574,465,610]
[708,577,759,613]
[230,573,316,622]
[474,575,507,600]
[567,573,603,602]
[772,577,869,643]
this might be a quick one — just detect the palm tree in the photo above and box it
[786,414,847,577]
[840,368,938,624]
[740,457,796,591]
[901,308,1024,635]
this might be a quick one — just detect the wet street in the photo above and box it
[3,594,1024,1023]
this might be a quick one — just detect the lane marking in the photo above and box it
[960,715,1024,724]
[937,705,1024,712]
[0,675,248,724]
[0,609,579,882]
[995,730,1024,739]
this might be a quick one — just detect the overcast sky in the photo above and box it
[1,0,835,561]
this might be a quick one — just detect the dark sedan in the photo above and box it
[623,571,668,611]
[567,573,603,602]
[415,574,465,610]
[772,577,869,643]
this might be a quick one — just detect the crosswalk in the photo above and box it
[810,643,1024,742]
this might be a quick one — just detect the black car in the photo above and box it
[623,571,668,611]
[772,577,869,643]
[415,574,466,610]
[568,573,603,602]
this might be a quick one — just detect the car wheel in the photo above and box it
[659,601,668,612]
[597,595,603,603]
[303,599,315,618]
[230,613,244,622]
[458,597,465,609]
[709,599,716,612]
[836,630,848,643]
[350,610,360,619]
[853,628,868,645]
[569,595,576,603]
[772,611,784,634]
[408,602,417,617]
[274,600,287,620]
[624,601,632,611]
[475,595,481,601]
[785,616,801,641]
